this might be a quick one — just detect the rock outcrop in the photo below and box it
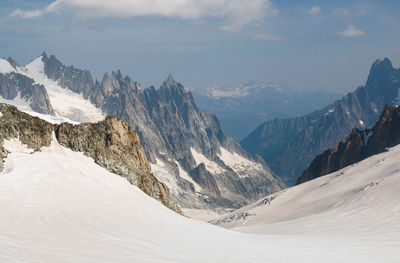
[0,104,54,171]
[241,58,400,185]
[296,104,400,185]
[0,103,180,213]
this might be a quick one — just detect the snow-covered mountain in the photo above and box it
[192,82,341,140]
[1,126,399,262]
[0,55,104,122]
[0,53,284,209]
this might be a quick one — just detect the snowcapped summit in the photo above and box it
[0,58,16,74]
[0,54,105,123]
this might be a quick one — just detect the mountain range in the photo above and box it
[192,83,341,140]
[0,52,284,209]
[241,58,400,185]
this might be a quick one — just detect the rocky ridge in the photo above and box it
[241,58,400,185]
[0,103,180,213]
[296,103,400,185]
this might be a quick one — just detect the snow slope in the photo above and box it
[212,145,400,253]
[0,137,399,262]
[217,147,264,176]
[191,147,225,174]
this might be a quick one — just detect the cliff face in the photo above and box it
[0,104,180,213]
[296,104,400,185]
[242,58,400,185]
[365,104,400,155]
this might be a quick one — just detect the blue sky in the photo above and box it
[1,0,400,93]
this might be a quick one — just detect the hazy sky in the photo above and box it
[1,0,399,93]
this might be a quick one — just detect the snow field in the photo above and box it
[0,137,398,262]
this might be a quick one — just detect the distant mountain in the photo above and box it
[296,103,400,185]
[192,82,341,140]
[0,53,284,209]
[0,57,54,115]
[241,58,400,185]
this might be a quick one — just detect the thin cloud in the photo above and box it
[9,0,277,32]
[332,8,350,17]
[338,25,365,38]
[309,6,321,15]
[252,34,285,41]
[10,8,43,18]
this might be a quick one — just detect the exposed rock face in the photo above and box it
[365,104,400,155]
[41,52,95,97]
[242,58,400,185]
[0,103,180,213]
[189,164,221,197]
[296,104,400,185]
[0,71,54,114]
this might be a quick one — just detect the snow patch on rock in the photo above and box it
[150,159,181,196]
[218,147,263,176]
[191,148,225,174]
[175,161,202,192]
